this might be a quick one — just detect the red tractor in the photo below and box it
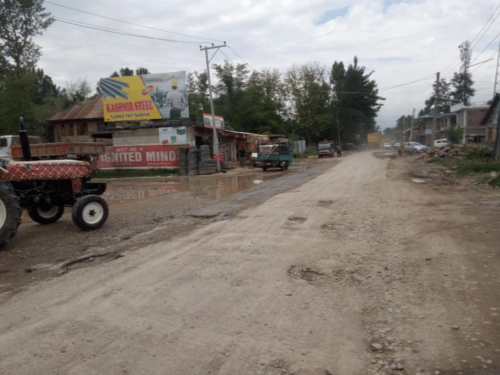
[0,118,109,247]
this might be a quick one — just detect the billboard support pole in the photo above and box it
[201,42,227,172]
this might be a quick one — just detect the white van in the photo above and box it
[434,139,451,147]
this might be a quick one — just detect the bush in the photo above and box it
[463,144,494,162]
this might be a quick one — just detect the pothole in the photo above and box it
[288,265,325,282]
[317,200,333,208]
[288,216,307,223]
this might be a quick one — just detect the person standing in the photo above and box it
[166,80,186,118]
[239,147,246,168]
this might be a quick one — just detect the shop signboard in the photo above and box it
[158,127,187,145]
[203,113,225,128]
[99,71,189,122]
[96,145,180,170]
[425,129,433,135]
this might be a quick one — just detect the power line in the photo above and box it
[54,18,206,45]
[219,50,235,65]
[471,3,500,49]
[228,46,249,65]
[471,29,500,63]
[46,1,223,43]
[379,75,435,91]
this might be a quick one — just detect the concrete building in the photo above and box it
[450,103,490,144]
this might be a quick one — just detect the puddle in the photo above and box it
[411,178,426,184]
[101,173,280,205]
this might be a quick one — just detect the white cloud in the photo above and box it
[35,0,500,128]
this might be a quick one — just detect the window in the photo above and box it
[61,124,67,136]
[76,123,88,135]
[69,124,74,136]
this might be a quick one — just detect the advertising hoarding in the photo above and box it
[99,71,189,122]
[96,145,180,170]
[203,113,225,128]
[158,127,187,145]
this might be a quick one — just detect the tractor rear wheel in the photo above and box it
[0,183,22,247]
[72,195,109,231]
[28,205,65,225]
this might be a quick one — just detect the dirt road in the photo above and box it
[0,152,499,375]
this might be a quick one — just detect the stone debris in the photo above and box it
[415,145,467,163]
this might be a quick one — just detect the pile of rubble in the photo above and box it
[415,144,467,163]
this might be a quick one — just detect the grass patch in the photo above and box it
[92,169,180,179]
[294,147,320,159]
[436,159,500,187]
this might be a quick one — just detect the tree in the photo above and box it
[422,78,451,114]
[450,72,475,106]
[135,67,150,75]
[60,78,91,107]
[33,68,60,105]
[119,67,134,77]
[331,56,384,144]
[0,0,54,73]
[285,62,331,143]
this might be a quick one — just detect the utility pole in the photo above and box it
[200,42,226,172]
[493,41,500,96]
[432,72,440,146]
[409,108,415,142]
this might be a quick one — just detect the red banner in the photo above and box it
[96,145,180,170]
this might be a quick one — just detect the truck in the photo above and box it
[0,135,105,162]
[317,139,334,158]
[256,138,293,171]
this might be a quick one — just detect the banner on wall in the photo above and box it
[158,127,187,145]
[99,71,189,122]
[96,145,180,170]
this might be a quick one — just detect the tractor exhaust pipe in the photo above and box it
[18,117,31,161]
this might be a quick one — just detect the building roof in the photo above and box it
[450,102,489,113]
[480,93,499,125]
[419,113,433,119]
[46,96,104,122]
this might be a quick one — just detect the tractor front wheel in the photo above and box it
[0,183,22,247]
[72,195,109,231]
[28,204,65,225]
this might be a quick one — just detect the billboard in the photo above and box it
[203,113,225,128]
[99,71,189,122]
[96,145,180,170]
[158,127,187,145]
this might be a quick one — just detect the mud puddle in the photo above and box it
[102,173,281,205]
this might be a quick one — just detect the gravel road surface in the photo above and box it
[0,151,499,375]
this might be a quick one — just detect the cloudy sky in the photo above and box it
[35,0,500,129]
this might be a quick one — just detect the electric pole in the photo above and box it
[409,108,415,142]
[432,72,440,145]
[200,42,226,172]
[493,41,500,96]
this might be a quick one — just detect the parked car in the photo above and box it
[404,142,428,153]
[434,138,452,147]
[383,143,392,149]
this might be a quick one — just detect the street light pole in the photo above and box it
[200,42,226,172]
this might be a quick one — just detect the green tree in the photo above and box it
[331,56,384,144]
[60,78,91,107]
[422,78,451,114]
[450,72,475,106]
[187,71,210,118]
[135,67,150,75]
[285,62,331,143]
[0,0,54,73]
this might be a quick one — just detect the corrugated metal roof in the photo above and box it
[46,96,104,122]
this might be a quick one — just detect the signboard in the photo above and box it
[96,145,180,170]
[425,129,433,135]
[203,113,225,128]
[158,127,187,145]
[99,71,189,122]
